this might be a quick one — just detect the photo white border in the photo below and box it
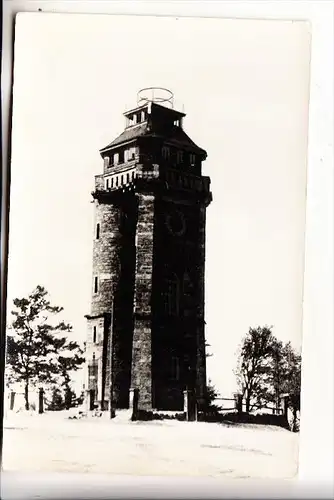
[1,1,333,498]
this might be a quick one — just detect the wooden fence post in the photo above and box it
[280,395,289,420]
[130,388,139,420]
[234,393,243,415]
[38,387,44,414]
[184,389,197,422]
[10,391,16,411]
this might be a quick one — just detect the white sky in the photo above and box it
[7,13,311,396]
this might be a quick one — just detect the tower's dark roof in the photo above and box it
[161,126,206,155]
[100,100,206,156]
[100,125,206,156]
[100,123,147,152]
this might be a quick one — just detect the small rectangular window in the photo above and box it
[104,156,109,168]
[96,223,100,240]
[88,364,98,378]
[162,146,170,160]
[121,174,124,184]
[106,178,110,189]
[116,176,119,187]
[93,326,97,343]
[126,173,130,183]
[177,151,183,164]
[94,277,98,294]
[111,178,114,187]
[114,153,119,165]
[171,357,180,380]
[190,153,196,165]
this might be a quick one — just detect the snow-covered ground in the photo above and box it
[2,410,299,479]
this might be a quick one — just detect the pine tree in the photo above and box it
[6,286,85,410]
[47,387,65,411]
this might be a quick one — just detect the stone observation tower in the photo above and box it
[85,88,212,414]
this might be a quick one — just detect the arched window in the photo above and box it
[164,273,179,316]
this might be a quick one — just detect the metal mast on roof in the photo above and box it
[137,87,174,109]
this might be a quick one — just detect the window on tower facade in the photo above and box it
[165,274,180,316]
[93,326,97,343]
[162,146,170,160]
[128,114,136,127]
[96,223,100,240]
[88,364,98,379]
[94,277,98,294]
[177,151,183,164]
[190,153,196,165]
[171,357,180,381]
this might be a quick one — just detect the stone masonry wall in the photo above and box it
[91,200,122,316]
[88,197,122,406]
[196,204,207,405]
[131,193,155,410]
[110,197,137,408]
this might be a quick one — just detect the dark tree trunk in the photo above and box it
[292,407,298,432]
[64,386,72,410]
[24,382,29,410]
[245,395,250,414]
